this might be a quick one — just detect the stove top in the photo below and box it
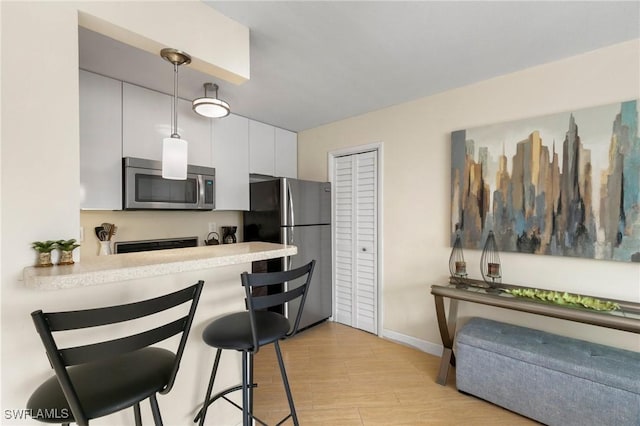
[113,237,198,254]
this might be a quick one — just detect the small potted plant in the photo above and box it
[32,240,58,267]
[57,239,80,265]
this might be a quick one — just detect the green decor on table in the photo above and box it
[504,288,620,311]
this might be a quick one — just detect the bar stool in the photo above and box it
[27,281,204,426]
[194,260,315,426]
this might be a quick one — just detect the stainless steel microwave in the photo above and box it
[123,157,215,210]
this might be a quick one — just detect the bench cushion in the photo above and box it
[455,317,640,426]
[456,317,640,394]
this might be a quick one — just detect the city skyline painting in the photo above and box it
[451,100,640,263]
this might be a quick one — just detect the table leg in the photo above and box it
[434,294,458,385]
[436,347,454,385]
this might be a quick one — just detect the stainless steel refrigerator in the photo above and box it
[243,178,332,329]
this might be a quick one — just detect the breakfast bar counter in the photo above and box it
[23,242,297,290]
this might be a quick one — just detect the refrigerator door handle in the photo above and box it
[287,180,295,227]
[286,181,295,244]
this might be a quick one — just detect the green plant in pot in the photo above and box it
[32,240,58,267]
[57,239,80,265]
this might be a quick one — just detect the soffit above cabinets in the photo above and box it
[79,27,217,106]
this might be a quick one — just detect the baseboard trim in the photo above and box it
[382,328,443,357]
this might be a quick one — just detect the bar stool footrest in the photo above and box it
[194,383,267,425]
[275,413,293,426]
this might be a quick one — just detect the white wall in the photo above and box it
[0,2,249,424]
[298,39,640,352]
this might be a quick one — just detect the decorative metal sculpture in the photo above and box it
[480,230,501,293]
[449,230,468,288]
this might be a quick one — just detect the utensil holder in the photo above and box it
[99,241,112,256]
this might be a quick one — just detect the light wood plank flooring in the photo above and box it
[252,321,537,425]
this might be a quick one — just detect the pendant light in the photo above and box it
[160,48,191,180]
[192,82,230,118]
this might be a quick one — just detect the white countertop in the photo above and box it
[23,242,297,290]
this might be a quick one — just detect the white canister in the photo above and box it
[99,241,112,256]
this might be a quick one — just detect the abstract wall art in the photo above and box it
[451,100,640,263]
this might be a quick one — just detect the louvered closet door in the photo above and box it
[334,151,378,334]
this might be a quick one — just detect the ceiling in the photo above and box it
[79,1,640,132]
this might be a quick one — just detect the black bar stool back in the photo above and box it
[195,260,315,426]
[27,281,204,426]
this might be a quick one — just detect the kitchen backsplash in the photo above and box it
[80,210,243,260]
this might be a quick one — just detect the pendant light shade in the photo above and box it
[162,137,188,179]
[193,83,230,118]
[160,48,191,180]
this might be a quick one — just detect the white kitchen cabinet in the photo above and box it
[79,70,123,210]
[122,83,169,162]
[249,119,275,176]
[178,98,212,167]
[82,73,292,214]
[122,83,212,167]
[249,120,297,178]
[275,128,297,178]
[212,113,249,210]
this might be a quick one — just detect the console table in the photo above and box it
[431,277,640,385]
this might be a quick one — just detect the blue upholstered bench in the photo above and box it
[455,317,640,426]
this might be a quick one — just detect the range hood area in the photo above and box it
[79,210,244,260]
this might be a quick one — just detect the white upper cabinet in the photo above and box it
[249,119,275,176]
[275,128,297,178]
[249,119,297,178]
[81,73,295,212]
[212,114,249,210]
[177,98,212,167]
[122,83,169,162]
[79,70,123,210]
[122,83,212,167]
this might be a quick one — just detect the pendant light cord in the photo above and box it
[160,48,191,136]
[171,62,179,138]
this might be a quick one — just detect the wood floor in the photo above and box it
[253,321,537,425]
